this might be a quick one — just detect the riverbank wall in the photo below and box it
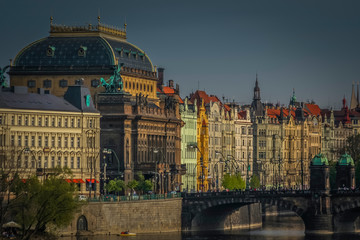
[58,199,262,236]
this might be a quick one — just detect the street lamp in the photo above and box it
[272,134,283,190]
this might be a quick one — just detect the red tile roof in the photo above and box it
[238,110,247,119]
[304,103,321,116]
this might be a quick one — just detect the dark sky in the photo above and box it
[1,0,359,108]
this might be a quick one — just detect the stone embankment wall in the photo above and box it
[60,198,182,236]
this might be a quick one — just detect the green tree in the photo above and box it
[10,168,81,240]
[342,134,360,187]
[250,175,260,189]
[222,173,245,190]
[328,160,337,190]
[134,172,153,194]
[105,178,126,196]
[127,180,138,195]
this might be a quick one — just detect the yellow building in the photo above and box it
[9,17,158,102]
[0,85,101,196]
[196,100,209,191]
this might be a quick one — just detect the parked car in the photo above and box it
[78,195,87,201]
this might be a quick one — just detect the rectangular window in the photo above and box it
[38,117,42,126]
[38,136,42,147]
[31,158,35,168]
[25,116,28,126]
[11,116,15,125]
[38,156,42,168]
[51,117,55,127]
[45,117,49,127]
[58,118,61,127]
[71,118,74,128]
[65,137,68,148]
[44,136,49,147]
[24,136,29,146]
[31,136,35,147]
[57,157,61,167]
[64,157,68,167]
[51,156,55,168]
[11,135,14,146]
[77,118,81,127]
[31,117,35,126]
[77,157,80,168]
[44,156,48,168]
[18,136,22,146]
[77,137,81,148]
[51,136,55,147]
[89,119,93,128]
[28,80,36,88]
[71,137,74,147]
[64,118,68,127]
[43,79,52,88]
[58,136,61,147]
[71,157,74,168]
[18,116,22,125]
[25,156,29,168]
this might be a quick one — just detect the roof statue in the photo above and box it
[99,63,124,93]
[0,65,9,87]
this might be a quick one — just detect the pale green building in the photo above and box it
[180,97,198,192]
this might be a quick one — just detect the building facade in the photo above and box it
[0,85,101,195]
[180,97,198,192]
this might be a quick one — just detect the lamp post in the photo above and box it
[272,134,283,190]
[188,143,204,192]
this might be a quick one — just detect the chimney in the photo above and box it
[168,80,174,88]
[158,67,164,86]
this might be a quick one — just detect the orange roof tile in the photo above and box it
[162,86,175,94]
[305,103,321,116]
[238,110,247,119]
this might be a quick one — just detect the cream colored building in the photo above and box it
[0,85,101,196]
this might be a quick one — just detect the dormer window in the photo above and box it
[78,45,87,57]
[46,45,55,57]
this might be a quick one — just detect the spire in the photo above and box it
[350,81,358,110]
[342,95,346,109]
[290,88,296,106]
[253,74,260,101]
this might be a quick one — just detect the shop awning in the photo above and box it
[86,179,99,183]
[73,179,85,183]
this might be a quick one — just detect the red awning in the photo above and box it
[86,179,99,183]
[73,179,85,183]
[65,179,72,183]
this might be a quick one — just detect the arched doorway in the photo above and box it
[77,215,88,231]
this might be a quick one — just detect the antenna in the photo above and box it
[97,9,101,24]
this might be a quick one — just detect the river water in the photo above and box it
[62,214,360,240]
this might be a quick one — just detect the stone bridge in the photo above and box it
[181,190,360,234]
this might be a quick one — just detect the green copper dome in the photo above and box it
[338,153,354,166]
[311,153,329,166]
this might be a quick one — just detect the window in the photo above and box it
[44,156,48,168]
[28,80,36,88]
[31,117,35,126]
[45,117,48,127]
[51,136,55,147]
[25,156,29,168]
[58,118,61,127]
[64,118,68,127]
[18,116,22,125]
[77,137,81,148]
[24,136,29,146]
[31,136,35,147]
[38,156,42,168]
[25,116,28,126]
[38,136,42,147]
[51,156,55,168]
[91,79,100,87]
[77,118,81,127]
[11,116,14,125]
[58,136,61,147]
[64,157,68,167]
[44,136,49,147]
[71,137,74,148]
[77,157,80,168]
[38,117,42,126]
[71,157,74,168]
[64,137,68,148]
[242,127,246,134]
[59,79,68,88]
[43,80,52,88]
[18,136,22,146]
[89,119,93,128]
[259,152,266,159]
[51,118,55,127]
[71,118,74,128]
[57,157,61,167]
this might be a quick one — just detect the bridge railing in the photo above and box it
[87,193,182,202]
[181,190,313,198]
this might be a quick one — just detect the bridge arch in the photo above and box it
[332,199,360,233]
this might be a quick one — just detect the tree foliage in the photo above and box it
[222,173,245,190]
[134,172,153,194]
[9,168,81,240]
[127,180,138,195]
[250,175,260,189]
[342,134,360,187]
[105,178,125,196]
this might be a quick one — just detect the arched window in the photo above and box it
[77,215,88,231]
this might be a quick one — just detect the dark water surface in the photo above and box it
[61,215,360,240]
